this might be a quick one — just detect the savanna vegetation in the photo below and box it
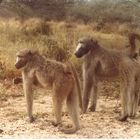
[0,0,139,79]
[0,0,140,138]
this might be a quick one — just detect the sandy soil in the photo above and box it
[0,81,140,138]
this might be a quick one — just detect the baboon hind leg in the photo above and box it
[120,78,138,121]
[52,93,64,127]
[61,88,80,134]
[125,76,139,118]
[119,83,128,121]
[83,77,93,113]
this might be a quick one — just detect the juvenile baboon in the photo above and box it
[75,37,140,121]
[15,49,82,134]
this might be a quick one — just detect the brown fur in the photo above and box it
[75,37,140,121]
[15,49,82,134]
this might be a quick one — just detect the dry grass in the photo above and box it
[0,18,139,79]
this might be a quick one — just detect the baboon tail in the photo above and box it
[67,61,83,112]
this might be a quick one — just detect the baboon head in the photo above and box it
[74,37,98,58]
[15,49,37,69]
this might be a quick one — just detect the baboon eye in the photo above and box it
[17,55,23,58]
[79,41,84,44]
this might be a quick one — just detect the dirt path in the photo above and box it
[0,83,140,138]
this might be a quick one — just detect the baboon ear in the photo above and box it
[28,50,37,56]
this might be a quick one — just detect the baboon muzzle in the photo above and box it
[15,63,20,69]
[74,52,83,58]
[15,62,24,69]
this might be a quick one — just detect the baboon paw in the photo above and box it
[27,116,35,123]
[59,126,78,134]
[118,115,128,122]
[89,107,96,112]
[83,108,87,113]
[129,115,135,119]
[83,110,86,114]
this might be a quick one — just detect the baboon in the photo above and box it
[74,37,140,121]
[15,49,82,134]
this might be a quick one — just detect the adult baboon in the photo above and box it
[15,49,82,134]
[74,37,140,121]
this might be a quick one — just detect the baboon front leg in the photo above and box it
[119,83,128,121]
[83,76,93,113]
[89,84,98,112]
[23,79,34,123]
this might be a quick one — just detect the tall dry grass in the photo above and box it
[0,18,139,79]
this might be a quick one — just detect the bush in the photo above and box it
[0,19,139,80]
[41,37,71,62]
[21,18,51,35]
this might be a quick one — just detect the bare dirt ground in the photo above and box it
[0,80,140,138]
